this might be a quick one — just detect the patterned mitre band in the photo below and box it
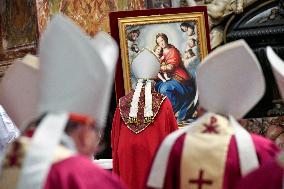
[129,79,154,122]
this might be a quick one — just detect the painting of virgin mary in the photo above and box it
[125,21,201,125]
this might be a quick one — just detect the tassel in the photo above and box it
[144,116,154,124]
[128,117,138,124]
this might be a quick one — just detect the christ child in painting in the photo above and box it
[154,45,171,82]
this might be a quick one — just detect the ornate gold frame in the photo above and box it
[117,12,209,94]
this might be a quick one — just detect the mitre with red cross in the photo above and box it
[147,40,266,189]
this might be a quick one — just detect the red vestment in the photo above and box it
[111,95,178,189]
[145,124,279,189]
[44,155,126,189]
[236,158,283,189]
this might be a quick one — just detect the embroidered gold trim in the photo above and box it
[119,89,166,134]
[128,117,138,124]
[144,116,154,124]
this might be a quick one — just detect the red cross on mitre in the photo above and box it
[202,116,219,134]
[189,169,213,189]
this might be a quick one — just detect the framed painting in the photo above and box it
[110,7,211,125]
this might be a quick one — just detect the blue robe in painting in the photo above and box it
[156,78,195,123]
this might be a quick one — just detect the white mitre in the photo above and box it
[147,40,266,188]
[128,49,160,123]
[0,54,39,186]
[38,16,118,129]
[195,39,265,175]
[16,14,118,189]
[132,49,160,79]
[0,54,39,129]
[266,46,284,99]
[197,40,265,119]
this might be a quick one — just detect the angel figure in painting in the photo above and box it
[180,22,196,38]
[183,48,199,78]
[186,38,199,55]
